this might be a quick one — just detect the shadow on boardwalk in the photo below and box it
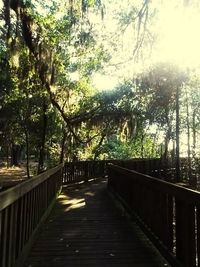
[24,178,170,267]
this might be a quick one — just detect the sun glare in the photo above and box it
[92,73,119,91]
[154,4,200,68]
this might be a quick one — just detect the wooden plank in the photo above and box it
[26,192,32,242]
[108,164,200,206]
[22,194,28,246]
[1,159,197,267]
[164,194,174,252]
[0,211,3,267]
[107,163,199,265]
[196,206,200,267]
[7,204,14,267]
[14,193,58,267]
[0,164,63,267]
[175,200,196,267]
[15,197,24,258]
[11,201,18,265]
[2,208,9,267]
[24,179,169,267]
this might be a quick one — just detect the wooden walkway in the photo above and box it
[24,179,170,267]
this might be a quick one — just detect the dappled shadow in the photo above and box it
[54,178,108,214]
[0,166,28,190]
[24,178,170,267]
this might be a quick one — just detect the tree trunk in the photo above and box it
[93,134,106,161]
[141,130,144,159]
[192,110,196,157]
[3,0,11,42]
[11,144,20,166]
[60,128,67,164]
[175,86,180,183]
[163,108,171,158]
[163,131,170,161]
[25,128,30,178]
[6,142,9,168]
[37,98,48,174]
[186,92,192,183]
[191,110,197,187]
[162,111,171,179]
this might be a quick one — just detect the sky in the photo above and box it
[152,1,200,68]
[93,0,200,90]
[92,73,119,91]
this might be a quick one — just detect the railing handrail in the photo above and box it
[109,163,200,203]
[0,164,63,267]
[108,163,200,267]
[0,158,192,267]
[0,164,63,211]
[63,158,161,185]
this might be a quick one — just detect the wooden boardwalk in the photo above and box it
[24,179,170,267]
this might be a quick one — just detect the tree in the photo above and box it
[0,1,110,169]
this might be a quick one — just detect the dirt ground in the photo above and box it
[0,161,38,190]
[0,166,27,190]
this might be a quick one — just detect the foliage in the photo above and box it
[0,1,200,187]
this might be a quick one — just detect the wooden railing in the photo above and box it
[112,158,162,177]
[63,160,107,184]
[63,158,161,184]
[0,164,63,267]
[0,158,172,267]
[108,163,200,267]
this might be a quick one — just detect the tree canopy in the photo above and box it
[0,0,200,185]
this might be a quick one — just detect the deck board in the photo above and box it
[24,179,170,267]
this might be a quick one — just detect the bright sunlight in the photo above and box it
[154,3,200,68]
[91,1,200,91]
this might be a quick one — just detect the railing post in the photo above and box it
[63,162,66,184]
[85,161,89,183]
[107,163,200,266]
[0,165,63,267]
[175,201,196,267]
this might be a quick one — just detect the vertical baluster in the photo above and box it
[0,211,3,266]
[175,200,196,266]
[1,208,9,267]
[196,206,200,267]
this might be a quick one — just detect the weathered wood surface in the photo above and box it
[108,164,200,267]
[24,179,169,267]
[0,165,63,267]
[63,159,161,185]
